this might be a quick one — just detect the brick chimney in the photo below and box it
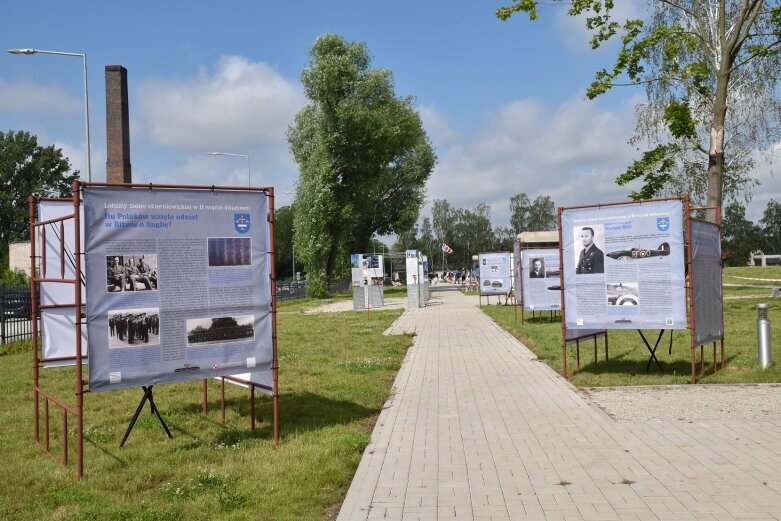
[105,65,131,183]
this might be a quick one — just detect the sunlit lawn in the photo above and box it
[482,266,781,387]
[0,297,412,521]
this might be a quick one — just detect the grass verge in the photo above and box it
[0,300,412,521]
[482,267,781,387]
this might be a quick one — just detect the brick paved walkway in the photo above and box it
[337,287,781,520]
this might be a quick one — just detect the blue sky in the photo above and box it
[2,0,779,229]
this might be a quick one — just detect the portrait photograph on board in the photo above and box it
[573,225,605,275]
[529,258,546,278]
[105,254,158,292]
[207,237,252,267]
[108,308,160,348]
[186,315,255,346]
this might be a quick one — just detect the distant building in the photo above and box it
[518,230,559,248]
[8,242,31,276]
[753,253,781,266]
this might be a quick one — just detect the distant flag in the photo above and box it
[441,243,454,254]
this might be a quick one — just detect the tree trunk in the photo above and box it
[706,133,724,224]
[706,51,731,223]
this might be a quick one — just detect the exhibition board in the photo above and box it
[560,199,687,331]
[691,219,724,347]
[478,252,512,296]
[83,186,274,392]
[557,197,724,383]
[519,247,561,311]
[404,250,429,308]
[350,253,384,310]
[29,182,280,479]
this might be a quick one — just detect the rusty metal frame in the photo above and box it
[688,204,725,382]
[205,375,275,432]
[29,181,281,479]
[515,238,524,323]
[29,192,85,478]
[557,196,704,381]
[35,197,86,367]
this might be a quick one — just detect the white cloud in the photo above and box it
[744,143,781,222]
[423,94,639,226]
[419,105,461,147]
[0,79,81,115]
[136,55,304,150]
[53,139,105,182]
[553,0,647,53]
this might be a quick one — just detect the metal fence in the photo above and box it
[0,284,34,345]
[275,281,307,301]
[0,279,352,343]
[275,280,351,301]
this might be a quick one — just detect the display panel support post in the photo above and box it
[119,385,173,447]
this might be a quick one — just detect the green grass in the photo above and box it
[0,300,412,521]
[482,267,781,387]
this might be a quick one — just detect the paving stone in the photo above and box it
[337,288,781,520]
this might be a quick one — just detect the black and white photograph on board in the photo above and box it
[574,225,605,275]
[208,237,252,267]
[108,308,160,348]
[606,283,639,306]
[529,257,546,278]
[186,315,255,346]
[105,254,158,292]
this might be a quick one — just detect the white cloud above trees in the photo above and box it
[421,94,640,226]
[135,55,304,150]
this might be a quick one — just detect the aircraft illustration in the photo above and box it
[606,242,671,260]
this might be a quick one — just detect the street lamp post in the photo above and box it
[8,48,91,181]
[207,152,251,186]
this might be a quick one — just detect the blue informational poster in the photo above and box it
[561,199,687,330]
[520,248,561,311]
[478,252,511,296]
[83,186,273,392]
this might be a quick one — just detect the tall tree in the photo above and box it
[493,226,515,251]
[418,217,435,261]
[759,199,781,254]
[509,193,531,234]
[431,199,500,270]
[0,130,78,264]
[457,203,495,268]
[510,193,556,233]
[432,199,456,248]
[498,1,781,222]
[392,222,418,252]
[288,34,436,296]
[274,205,296,280]
[721,201,760,265]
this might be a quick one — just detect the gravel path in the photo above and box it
[580,383,781,422]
